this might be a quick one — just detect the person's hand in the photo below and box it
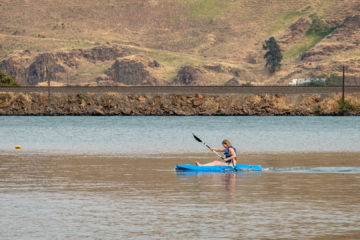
[210,147,215,151]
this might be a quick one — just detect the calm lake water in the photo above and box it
[1,116,360,239]
[0,116,359,154]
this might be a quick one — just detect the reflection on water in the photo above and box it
[1,153,360,239]
[176,171,263,198]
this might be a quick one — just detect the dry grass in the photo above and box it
[0,0,359,85]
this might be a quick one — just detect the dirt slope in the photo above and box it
[1,0,360,86]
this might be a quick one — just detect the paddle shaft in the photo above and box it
[203,142,224,160]
[192,133,224,160]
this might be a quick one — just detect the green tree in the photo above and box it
[0,70,20,87]
[263,37,283,73]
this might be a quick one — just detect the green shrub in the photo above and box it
[241,82,253,87]
[301,15,337,53]
[298,74,342,86]
[314,107,325,116]
[325,74,342,86]
[338,100,358,115]
[286,15,337,58]
[301,81,325,86]
[306,15,336,37]
[0,70,20,87]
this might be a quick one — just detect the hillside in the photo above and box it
[1,0,360,86]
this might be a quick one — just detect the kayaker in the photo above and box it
[195,139,237,166]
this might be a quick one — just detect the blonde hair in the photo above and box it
[222,139,232,146]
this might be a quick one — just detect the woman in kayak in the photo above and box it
[195,139,237,166]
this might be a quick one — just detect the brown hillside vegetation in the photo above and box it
[1,0,360,86]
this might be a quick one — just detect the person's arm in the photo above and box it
[209,147,225,152]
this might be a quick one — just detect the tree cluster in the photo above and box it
[0,70,20,87]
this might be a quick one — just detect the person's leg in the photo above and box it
[195,160,228,166]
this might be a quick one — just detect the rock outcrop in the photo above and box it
[0,92,359,116]
[173,65,211,85]
[26,53,66,86]
[0,46,133,86]
[225,78,241,86]
[173,63,254,86]
[105,55,161,85]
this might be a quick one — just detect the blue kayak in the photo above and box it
[176,164,263,172]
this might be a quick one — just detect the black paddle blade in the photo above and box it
[192,133,202,143]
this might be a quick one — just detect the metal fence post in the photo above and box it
[342,65,345,103]
[47,64,50,100]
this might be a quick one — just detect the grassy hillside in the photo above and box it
[0,0,359,85]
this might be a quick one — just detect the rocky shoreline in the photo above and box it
[0,92,359,116]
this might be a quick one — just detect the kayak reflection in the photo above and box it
[175,171,261,198]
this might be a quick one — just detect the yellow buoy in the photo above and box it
[15,145,22,149]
